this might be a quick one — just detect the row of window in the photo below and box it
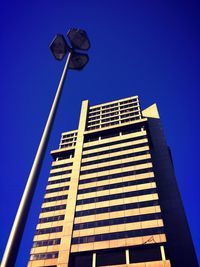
[61,137,74,143]
[43,194,68,203]
[48,177,70,185]
[101,111,119,118]
[60,143,76,148]
[75,199,159,217]
[76,188,157,205]
[70,245,162,267]
[89,114,136,126]
[46,185,69,194]
[121,111,139,118]
[102,116,120,123]
[56,151,74,161]
[88,110,101,116]
[89,100,138,113]
[61,137,77,144]
[100,131,120,139]
[89,103,118,113]
[121,99,138,105]
[74,212,161,230]
[89,104,139,118]
[80,159,151,175]
[121,116,140,123]
[88,120,101,126]
[81,150,149,167]
[51,162,73,170]
[89,107,119,116]
[88,108,139,122]
[39,215,65,224]
[62,132,77,139]
[102,103,118,109]
[101,107,119,113]
[84,127,144,143]
[85,132,119,143]
[82,142,148,159]
[89,107,101,112]
[49,169,72,177]
[101,121,119,128]
[30,252,58,261]
[72,226,164,244]
[83,135,147,151]
[78,177,154,195]
[88,115,101,121]
[41,204,66,213]
[121,107,138,114]
[88,120,121,130]
[33,238,61,248]
[120,102,138,109]
[35,226,63,235]
[79,167,153,185]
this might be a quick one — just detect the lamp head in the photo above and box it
[49,34,70,60]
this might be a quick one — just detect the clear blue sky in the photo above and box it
[0,0,200,266]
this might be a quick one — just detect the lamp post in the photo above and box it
[1,28,90,267]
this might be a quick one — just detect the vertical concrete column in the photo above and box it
[92,252,96,267]
[160,245,166,261]
[57,100,89,267]
[125,249,130,264]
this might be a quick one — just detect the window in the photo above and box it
[102,107,118,114]
[45,185,69,194]
[30,252,59,261]
[120,99,137,105]
[77,188,157,205]
[72,227,164,244]
[55,151,74,161]
[121,111,139,118]
[47,177,70,185]
[83,135,147,151]
[102,116,119,123]
[88,111,101,116]
[60,143,75,148]
[35,226,63,235]
[121,117,140,123]
[81,150,149,167]
[88,115,100,121]
[43,195,68,203]
[90,107,101,112]
[120,107,138,114]
[80,159,151,175]
[79,168,152,185]
[69,252,93,267]
[39,215,65,224]
[78,177,154,195]
[82,141,148,159]
[75,200,159,217]
[129,245,162,263]
[49,170,72,177]
[33,238,61,248]
[51,162,73,170]
[96,249,125,266]
[41,204,66,213]
[74,213,161,230]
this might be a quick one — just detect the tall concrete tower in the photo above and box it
[28,96,198,267]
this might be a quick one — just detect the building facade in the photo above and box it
[28,96,198,267]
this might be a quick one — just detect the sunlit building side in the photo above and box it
[28,96,198,267]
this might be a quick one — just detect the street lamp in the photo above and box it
[1,28,90,267]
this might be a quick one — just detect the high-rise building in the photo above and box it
[28,96,198,267]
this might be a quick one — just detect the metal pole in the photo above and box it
[1,52,72,267]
